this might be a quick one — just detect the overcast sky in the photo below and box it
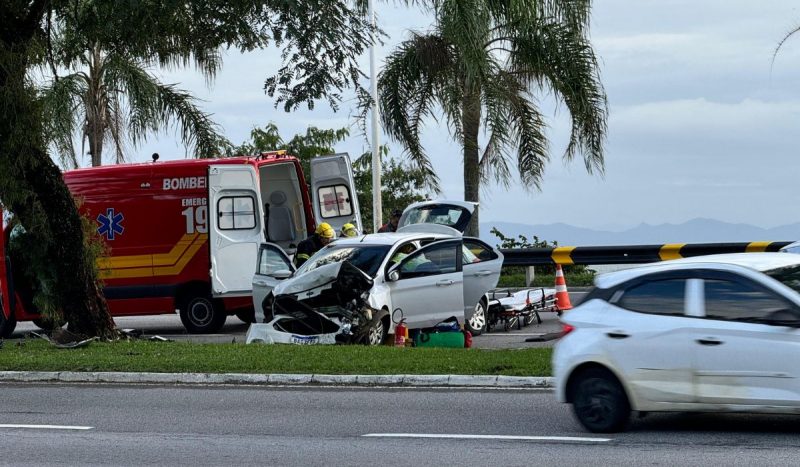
[132,1,800,230]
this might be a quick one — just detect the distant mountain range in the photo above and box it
[480,218,800,247]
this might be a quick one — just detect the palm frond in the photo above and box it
[102,53,227,158]
[485,0,592,33]
[484,69,549,191]
[479,76,513,187]
[437,0,492,89]
[379,32,459,193]
[510,18,607,174]
[106,94,127,164]
[39,72,88,169]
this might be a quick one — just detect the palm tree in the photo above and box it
[40,42,225,168]
[378,0,607,236]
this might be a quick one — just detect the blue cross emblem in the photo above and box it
[97,208,125,240]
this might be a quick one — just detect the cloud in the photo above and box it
[130,1,800,232]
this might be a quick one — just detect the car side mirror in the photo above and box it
[387,270,400,282]
[271,269,293,279]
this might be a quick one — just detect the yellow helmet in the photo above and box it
[315,222,335,239]
[341,223,358,237]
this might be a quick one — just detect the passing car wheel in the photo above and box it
[572,368,630,433]
[365,319,386,346]
[179,295,226,334]
[465,301,487,336]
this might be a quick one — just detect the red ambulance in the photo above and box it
[0,151,361,336]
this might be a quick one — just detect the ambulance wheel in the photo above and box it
[0,311,16,338]
[179,295,226,334]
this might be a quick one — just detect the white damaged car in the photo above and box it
[246,201,503,345]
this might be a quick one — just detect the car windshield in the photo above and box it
[764,265,800,294]
[297,244,392,277]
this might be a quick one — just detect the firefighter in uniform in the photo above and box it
[339,223,358,238]
[295,222,335,267]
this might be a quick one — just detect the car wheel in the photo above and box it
[364,318,386,346]
[465,301,487,336]
[572,368,631,433]
[179,294,226,334]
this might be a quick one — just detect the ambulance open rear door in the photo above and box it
[208,165,265,297]
[310,153,363,233]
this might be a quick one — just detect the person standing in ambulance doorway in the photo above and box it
[295,223,335,267]
[339,223,359,238]
[378,209,403,233]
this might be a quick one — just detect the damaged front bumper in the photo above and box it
[246,261,381,345]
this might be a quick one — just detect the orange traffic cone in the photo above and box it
[554,264,572,312]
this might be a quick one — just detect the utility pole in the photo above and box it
[368,0,382,232]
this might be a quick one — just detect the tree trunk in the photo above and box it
[88,44,104,167]
[462,88,481,237]
[1,13,116,339]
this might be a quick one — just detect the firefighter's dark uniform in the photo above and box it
[295,234,325,267]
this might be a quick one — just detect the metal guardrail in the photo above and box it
[500,241,794,267]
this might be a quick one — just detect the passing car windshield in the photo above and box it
[297,244,392,277]
[764,265,800,294]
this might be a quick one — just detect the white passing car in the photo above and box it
[554,253,800,432]
[246,201,503,345]
[781,241,800,254]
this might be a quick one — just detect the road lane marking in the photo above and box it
[363,433,611,443]
[0,424,93,430]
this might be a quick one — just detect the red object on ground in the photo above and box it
[394,320,407,347]
[463,330,473,348]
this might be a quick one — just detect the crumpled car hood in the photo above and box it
[272,261,374,302]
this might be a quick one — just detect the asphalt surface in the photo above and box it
[10,290,588,349]
[2,384,799,466]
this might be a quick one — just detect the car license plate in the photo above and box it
[290,335,319,345]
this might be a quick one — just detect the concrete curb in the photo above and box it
[0,371,554,388]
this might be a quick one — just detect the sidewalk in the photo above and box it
[0,371,555,389]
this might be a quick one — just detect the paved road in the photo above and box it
[2,384,799,466]
[11,290,588,349]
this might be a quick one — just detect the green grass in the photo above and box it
[0,340,553,377]
[497,271,596,288]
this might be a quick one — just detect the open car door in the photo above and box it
[396,200,476,236]
[462,237,504,315]
[208,165,265,297]
[386,238,465,329]
[251,242,295,323]
[310,153,363,233]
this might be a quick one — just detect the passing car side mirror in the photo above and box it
[387,270,400,282]
[271,269,293,279]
